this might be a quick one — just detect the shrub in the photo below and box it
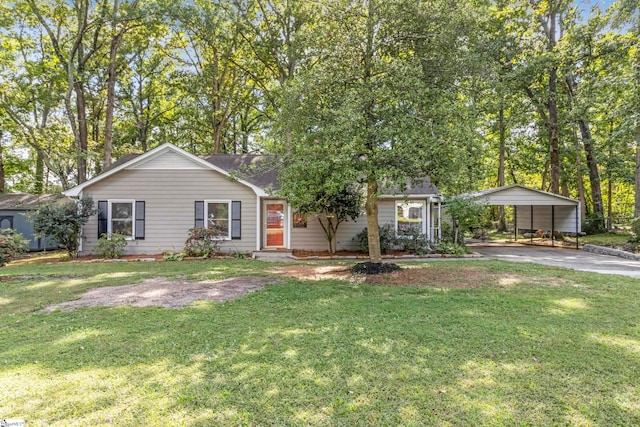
[32,196,95,258]
[396,227,432,255]
[93,233,128,259]
[434,242,467,255]
[0,229,29,266]
[163,251,184,261]
[584,215,606,235]
[355,224,396,254]
[183,227,225,258]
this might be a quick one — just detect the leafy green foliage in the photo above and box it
[395,227,432,255]
[294,186,363,254]
[183,227,224,258]
[93,233,128,259]
[0,229,29,266]
[32,197,95,258]
[162,250,184,261]
[445,197,488,245]
[356,224,396,255]
[435,242,468,255]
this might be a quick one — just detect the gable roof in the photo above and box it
[62,143,440,198]
[381,177,439,197]
[457,184,578,206]
[0,193,71,210]
[63,143,270,197]
[201,154,278,190]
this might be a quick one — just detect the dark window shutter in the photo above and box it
[195,201,205,228]
[231,201,241,239]
[98,200,108,238]
[135,201,145,240]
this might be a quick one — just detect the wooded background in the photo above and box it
[0,0,637,231]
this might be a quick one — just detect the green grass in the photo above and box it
[2,258,640,426]
[580,232,631,246]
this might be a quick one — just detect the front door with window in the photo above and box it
[263,201,287,248]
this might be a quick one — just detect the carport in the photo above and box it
[461,184,581,249]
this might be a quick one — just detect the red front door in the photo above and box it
[264,202,286,247]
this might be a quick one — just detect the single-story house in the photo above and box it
[0,193,69,251]
[63,143,443,256]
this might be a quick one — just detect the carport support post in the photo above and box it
[551,205,555,248]
[514,206,517,241]
[575,204,579,249]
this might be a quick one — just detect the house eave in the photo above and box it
[62,143,268,197]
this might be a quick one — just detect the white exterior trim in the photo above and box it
[63,143,267,197]
[395,200,427,236]
[204,199,233,240]
[108,199,136,240]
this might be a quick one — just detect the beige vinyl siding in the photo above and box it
[290,199,399,251]
[516,205,579,233]
[81,169,257,255]
[477,187,577,206]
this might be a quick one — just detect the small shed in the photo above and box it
[0,194,69,251]
[460,184,581,247]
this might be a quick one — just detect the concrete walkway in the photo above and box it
[470,243,640,278]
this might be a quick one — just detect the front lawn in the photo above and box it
[1,258,639,426]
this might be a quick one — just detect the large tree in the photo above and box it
[277,0,475,263]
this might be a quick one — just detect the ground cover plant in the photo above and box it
[1,257,640,426]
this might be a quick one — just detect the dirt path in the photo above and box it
[43,276,279,312]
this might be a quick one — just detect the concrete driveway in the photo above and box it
[471,243,640,278]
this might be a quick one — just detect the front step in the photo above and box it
[252,250,293,261]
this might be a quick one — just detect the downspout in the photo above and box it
[78,190,83,253]
[426,196,431,240]
[286,204,291,249]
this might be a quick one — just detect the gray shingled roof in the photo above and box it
[200,154,279,190]
[102,151,439,195]
[382,177,439,196]
[0,194,71,210]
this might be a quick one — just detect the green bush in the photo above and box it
[355,224,396,254]
[584,215,606,235]
[163,251,184,261]
[434,242,467,255]
[396,227,432,255]
[32,196,95,258]
[183,227,225,258]
[0,229,29,266]
[93,233,128,259]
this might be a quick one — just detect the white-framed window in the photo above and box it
[396,201,426,236]
[108,200,135,239]
[205,200,232,240]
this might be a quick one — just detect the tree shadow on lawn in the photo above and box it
[2,271,640,425]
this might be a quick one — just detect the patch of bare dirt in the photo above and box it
[43,276,279,312]
[268,265,503,288]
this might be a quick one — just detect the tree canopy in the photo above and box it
[0,0,638,242]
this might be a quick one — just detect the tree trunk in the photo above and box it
[105,30,124,168]
[74,81,89,184]
[578,118,604,222]
[635,124,640,218]
[0,133,5,193]
[34,148,45,194]
[497,106,507,231]
[547,7,560,194]
[365,177,381,263]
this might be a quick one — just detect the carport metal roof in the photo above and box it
[458,184,580,248]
